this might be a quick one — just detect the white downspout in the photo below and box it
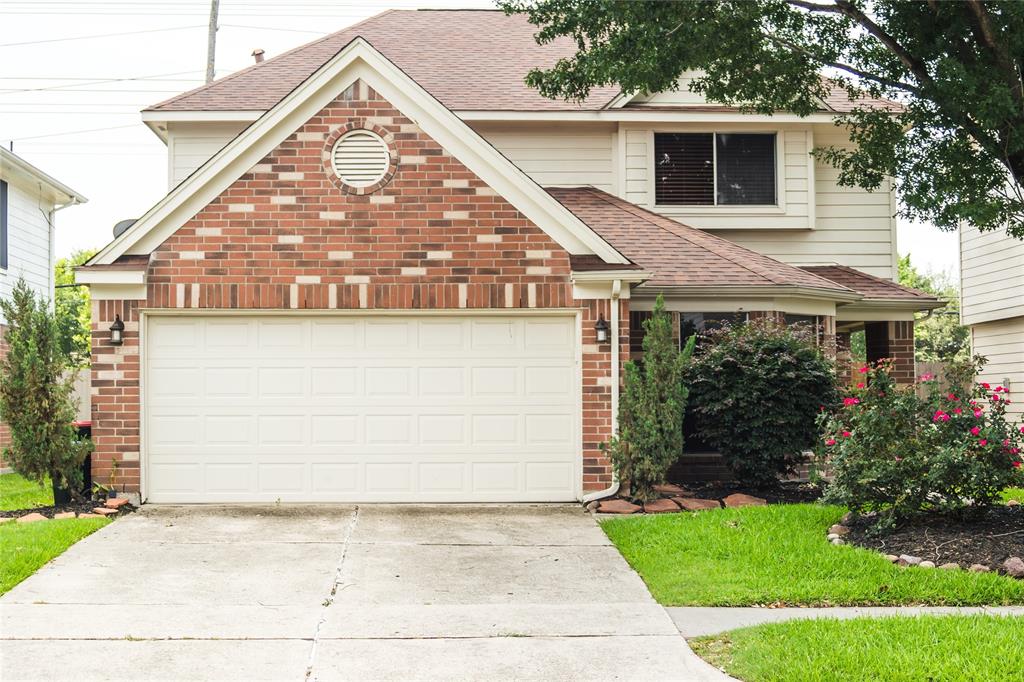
[583,279,622,503]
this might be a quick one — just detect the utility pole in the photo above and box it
[205,0,220,83]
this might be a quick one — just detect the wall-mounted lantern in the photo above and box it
[109,315,125,346]
[594,314,610,343]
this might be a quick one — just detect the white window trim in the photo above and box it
[649,128,787,216]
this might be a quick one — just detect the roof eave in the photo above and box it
[0,147,87,206]
[633,284,862,303]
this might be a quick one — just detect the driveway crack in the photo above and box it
[304,505,359,682]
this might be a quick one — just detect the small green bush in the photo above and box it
[818,358,1024,529]
[0,279,91,497]
[604,295,694,502]
[684,319,838,486]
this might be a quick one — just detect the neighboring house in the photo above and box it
[960,227,1024,421]
[77,9,940,504]
[0,147,86,462]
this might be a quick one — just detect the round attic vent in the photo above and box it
[330,129,390,188]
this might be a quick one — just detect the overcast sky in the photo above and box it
[1,0,959,278]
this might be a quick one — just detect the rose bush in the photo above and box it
[818,358,1024,530]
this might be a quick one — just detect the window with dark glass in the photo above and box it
[655,132,776,206]
[0,180,7,270]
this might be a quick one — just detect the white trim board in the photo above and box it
[91,38,629,267]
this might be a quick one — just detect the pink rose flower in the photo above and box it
[982,382,991,389]
[971,426,981,436]
[856,382,865,389]
[842,431,852,438]
[858,366,869,374]
[947,393,958,401]
[825,438,836,446]
[979,439,988,446]
[953,408,963,415]
[974,410,984,418]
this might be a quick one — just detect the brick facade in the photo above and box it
[88,81,625,496]
[865,320,915,384]
[0,325,8,467]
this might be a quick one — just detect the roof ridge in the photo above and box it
[145,9,398,112]
[575,187,829,288]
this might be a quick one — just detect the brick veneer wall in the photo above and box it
[88,81,626,496]
[865,320,915,384]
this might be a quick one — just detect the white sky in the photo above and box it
[1,0,959,278]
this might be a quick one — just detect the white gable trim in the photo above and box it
[91,38,628,266]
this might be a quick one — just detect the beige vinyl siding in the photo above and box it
[166,121,249,189]
[471,123,617,193]
[971,316,1024,420]
[620,123,895,278]
[0,181,55,325]
[960,225,1024,325]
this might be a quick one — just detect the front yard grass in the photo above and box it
[691,614,1024,682]
[0,517,109,594]
[1003,487,1024,504]
[602,504,1024,606]
[0,472,53,511]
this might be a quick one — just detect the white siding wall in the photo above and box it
[471,123,617,193]
[619,123,895,278]
[166,121,249,189]
[971,316,1024,420]
[960,225,1024,325]
[0,180,54,325]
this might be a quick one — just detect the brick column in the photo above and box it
[90,300,141,494]
[581,297,629,493]
[864,320,915,385]
[835,330,853,386]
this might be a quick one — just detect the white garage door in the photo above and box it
[144,314,579,502]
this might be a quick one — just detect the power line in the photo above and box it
[0,70,203,93]
[8,124,141,141]
[0,25,205,48]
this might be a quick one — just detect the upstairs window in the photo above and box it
[655,132,776,206]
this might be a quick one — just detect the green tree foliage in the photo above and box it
[897,254,969,362]
[685,320,839,486]
[54,248,98,367]
[604,295,694,502]
[502,0,1024,239]
[0,279,92,496]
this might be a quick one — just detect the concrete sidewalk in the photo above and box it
[669,605,1024,637]
[1,504,729,681]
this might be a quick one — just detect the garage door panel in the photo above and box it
[146,314,579,502]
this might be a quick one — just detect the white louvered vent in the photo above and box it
[331,130,390,187]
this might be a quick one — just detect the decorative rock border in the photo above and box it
[2,497,135,525]
[589,487,767,515]
[825,517,1024,580]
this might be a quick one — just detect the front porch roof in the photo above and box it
[801,264,945,313]
[549,186,857,300]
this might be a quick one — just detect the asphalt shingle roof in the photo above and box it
[548,187,854,293]
[800,265,940,302]
[148,10,900,114]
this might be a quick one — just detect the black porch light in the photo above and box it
[109,315,125,346]
[594,314,610,343]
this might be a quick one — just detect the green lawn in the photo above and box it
[0,517,109,594]
[602,504,1024,606]
[691,615,1024,682]
[0,473,53,511]
[1003,487,1024,504]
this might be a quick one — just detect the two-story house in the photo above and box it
[77,9,940,504]
[0,147,86,463]
[960,226,1024,421]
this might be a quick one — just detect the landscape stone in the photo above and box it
[92,507,119,516]
[840,511,857,525]
[885,554,900,563]
[919,561,936,569]
[898,554,922,566]
[1002,557,1024,579]
[53,512,76,520]
[828,524,850,536]
[76,513,104,519]
[584,500,600,512]
[722,493,767,508]
[830,538,845,545]
[938,562,960,570]
[17,513,46,524]
[644,498,681,514]
[1007,499,1021,507]
[597,499,641,515]
[675,498,721,511]
[826,533,841,541]
[969,564,990,573]
[104,497,131,509]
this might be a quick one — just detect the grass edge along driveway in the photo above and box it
[601,503,1024,606]
[0,517,110,595]
[690,614,1024,682]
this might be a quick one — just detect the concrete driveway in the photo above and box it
[0,505,725,681]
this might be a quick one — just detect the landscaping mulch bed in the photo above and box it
[680,480,824,505]
[845,505,1024,569]
[0,499,135,519]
